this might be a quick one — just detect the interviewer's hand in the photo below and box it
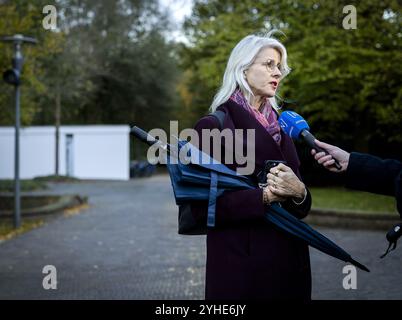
[311,139,350,172]
[266,163,306,200]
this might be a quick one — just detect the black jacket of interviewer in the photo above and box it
[345,152,402,217]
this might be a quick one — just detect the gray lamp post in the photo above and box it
[1,34,37,228]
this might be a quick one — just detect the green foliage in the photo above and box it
[0,0,181,136]
[33,175,79,182]
[1,0,400,161]
[0,218,44,240]
[0,179,48,192]
[0,0,64,125]
[181,0,402,155]
[310,187,398,213]
[33,0,180,132]
[277,0,402,151]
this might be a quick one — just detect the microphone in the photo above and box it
[278,111,342,170]
[380,223,402,259]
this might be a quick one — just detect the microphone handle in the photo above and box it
[386,223,402,243]
[300,130,342,170]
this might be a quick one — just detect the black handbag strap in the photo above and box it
[209,110,225,130]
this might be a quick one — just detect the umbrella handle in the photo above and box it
[131,125,171,154]
[131,126,158,146]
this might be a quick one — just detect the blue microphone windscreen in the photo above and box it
[278,111,310,139]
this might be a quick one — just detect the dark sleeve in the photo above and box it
[345,152,402,197]
[396,170,402,217]
[281,165,312,220]
[190,116,266,227]
[281,188,312,220]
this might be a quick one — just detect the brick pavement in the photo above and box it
[0,175,400,299]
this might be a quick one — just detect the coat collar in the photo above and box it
[217,99,301,176]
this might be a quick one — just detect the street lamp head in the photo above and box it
[3,69,20,86]
[1,34,37,86]
[0,34,38,45]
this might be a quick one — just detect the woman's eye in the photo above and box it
[262,61,281,72]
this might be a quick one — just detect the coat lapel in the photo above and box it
[218,99,301,177]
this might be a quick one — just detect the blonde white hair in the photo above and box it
[210,30,291,112]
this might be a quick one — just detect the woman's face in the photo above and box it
[244,47,282,98]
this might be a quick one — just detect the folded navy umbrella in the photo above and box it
[267,203,369,272]
[131,126,370,272]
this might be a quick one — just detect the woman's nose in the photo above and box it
[272,67,282,78]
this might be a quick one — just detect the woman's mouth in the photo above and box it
[269,81,278,89]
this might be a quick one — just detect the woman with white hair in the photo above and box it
[191,31,312,300]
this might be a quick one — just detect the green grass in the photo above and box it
[33,175,79,183]
[0,175,79,192]
[310,187,397,214]
[0,180,48,192]
[0,218,45,240]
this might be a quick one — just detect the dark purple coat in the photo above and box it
[191,99,312,301]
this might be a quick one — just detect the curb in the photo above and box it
[306,207,400,231]
[0,194,88,219]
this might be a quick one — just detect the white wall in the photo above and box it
[0,125,130,180]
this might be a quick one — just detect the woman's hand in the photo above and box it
[266,163,306,200]
[263,186,287,204]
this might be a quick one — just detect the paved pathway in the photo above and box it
[0,175,401,299]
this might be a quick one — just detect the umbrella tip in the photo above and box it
[352,260,370,272]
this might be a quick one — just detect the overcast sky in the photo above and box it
[159,0,193,42]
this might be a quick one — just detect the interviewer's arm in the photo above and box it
[346,152,402,197]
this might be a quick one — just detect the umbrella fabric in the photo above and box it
[166,140,254,227]
[174,142,255,189]
[158,137,370,272]
[267,204,370,272]
[168,141,369,272]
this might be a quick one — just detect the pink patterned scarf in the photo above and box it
[230,89,282,145]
